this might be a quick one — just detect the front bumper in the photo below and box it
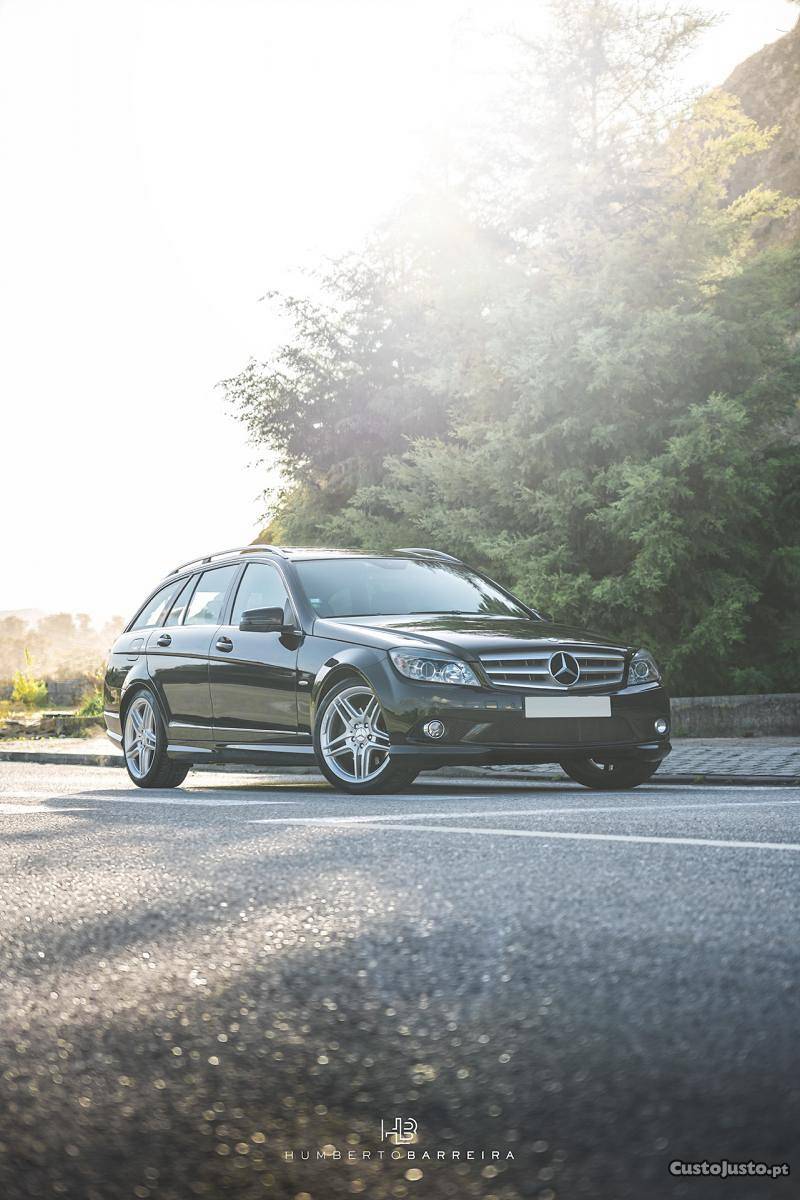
[367,661,671,768]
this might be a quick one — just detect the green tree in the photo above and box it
[224,1,800,695]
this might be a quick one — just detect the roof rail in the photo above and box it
[169,544,287,575]
[244,543,288,559]
[394,547,463,563]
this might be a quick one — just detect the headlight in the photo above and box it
[389,648,480,687]
[627,648,661,685]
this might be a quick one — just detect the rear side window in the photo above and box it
[130,580,182,631]
[184,565,239,626]
[164,575,197,627]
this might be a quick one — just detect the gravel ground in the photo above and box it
[1,762,798,1200]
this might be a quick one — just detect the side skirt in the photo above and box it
[166,742,317,767]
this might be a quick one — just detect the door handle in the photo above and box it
[216,636,234,653]
[155,633,172,647]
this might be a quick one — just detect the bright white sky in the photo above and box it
[1,0,796,621]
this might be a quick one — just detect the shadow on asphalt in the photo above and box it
[1,839,796,1200]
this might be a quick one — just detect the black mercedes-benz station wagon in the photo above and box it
[104,546,671,793]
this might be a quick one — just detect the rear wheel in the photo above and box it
[123,688,189,789]
[559,756,659,791]
[314,680,418,794]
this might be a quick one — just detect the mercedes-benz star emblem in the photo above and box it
[549,650,580,686]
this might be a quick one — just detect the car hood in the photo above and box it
[313,614,629,657]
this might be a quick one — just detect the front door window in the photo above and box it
[231,563,291,626]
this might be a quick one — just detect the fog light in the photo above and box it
[423,719,446,739]
[654,718,668,735]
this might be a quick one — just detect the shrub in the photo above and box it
[76,687,104,718]
[11,670,48,708]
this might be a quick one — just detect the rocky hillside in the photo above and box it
[722,13,800,246]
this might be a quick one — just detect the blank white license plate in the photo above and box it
[524,696,612,718]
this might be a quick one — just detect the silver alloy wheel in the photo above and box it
[124,694,158,780]
[319,685,391,784]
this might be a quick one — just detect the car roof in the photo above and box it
[164,545,463,578]
[275,547,460,561]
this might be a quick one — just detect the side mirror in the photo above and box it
[239,606,285,633]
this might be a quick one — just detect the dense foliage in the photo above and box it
[224,1,800,695]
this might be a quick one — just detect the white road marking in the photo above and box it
[0,804,92,815]
[291,822,800,853]
[250,797,800,825]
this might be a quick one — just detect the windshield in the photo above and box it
[294,558,532,619]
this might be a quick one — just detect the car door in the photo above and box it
[146,565,239,747]
[209,561,302,745]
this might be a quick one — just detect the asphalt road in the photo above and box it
[1,763,798,1200]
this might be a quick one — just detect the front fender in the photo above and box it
[307,645,385,725]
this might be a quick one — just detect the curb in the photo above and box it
[650,773,798,787]
[0,748,797,786]
[490,773,799,787]
[0,750,126,767]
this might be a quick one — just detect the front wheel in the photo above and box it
[314,680,418,794]
[559,756,659,791]
[123,688,189,789]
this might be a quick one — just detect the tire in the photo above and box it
[314,678,418,794]
[559,756,659,791]
[122,687,190,789]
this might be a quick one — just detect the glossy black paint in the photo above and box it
[209,622,301,745]
[104,548,671,770]
[146,624,216,742]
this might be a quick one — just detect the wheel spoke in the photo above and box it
[335,696,361,723]
[365,702,388,742]
[328,742,354,760]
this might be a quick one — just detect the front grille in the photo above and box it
[479,646,626,691]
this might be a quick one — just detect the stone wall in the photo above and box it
[671,693,800,738]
